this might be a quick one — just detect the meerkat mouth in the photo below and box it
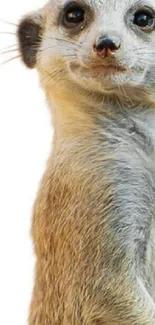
[70,62,127,78]
[91,64,127,74]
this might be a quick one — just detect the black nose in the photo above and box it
[94,35,121,57]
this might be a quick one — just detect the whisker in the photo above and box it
[47,69,63,81]
[136,60,154,65]
[39,47,79,58]
[0,43,18,51]
[54,37,81,46]
[133,47,146,52]
[0,18,18,27]
[37,51,77,62]
[42,73,55,88]
[119,85,133,105]
[46,37,81,48]
[45,74,61,89]
[41,75,50,87]
[136,52,155,56]
[40,68,65,88]
[40,71,51,84]
[1,54,21,65]
[62,54,77,59]
[0,31,16,35]
[133,50,155,57]
[0,48,19,55]
[51,75,65,90]
[44,77,53,88]
[40,70,56,85]
[39,48,78,58]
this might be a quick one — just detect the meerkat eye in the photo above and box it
[63,5,85,28]
[133,9,154,31]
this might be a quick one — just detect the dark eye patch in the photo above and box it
[17,17,43,69]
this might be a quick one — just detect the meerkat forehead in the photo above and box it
[46,0,155,11]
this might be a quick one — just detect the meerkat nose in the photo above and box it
[93,34,121,58]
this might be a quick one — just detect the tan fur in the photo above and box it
[17,1,155,324]
[28,91,155,324]
[29,141,153,324]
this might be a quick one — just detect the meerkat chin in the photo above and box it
[17,0,155,324]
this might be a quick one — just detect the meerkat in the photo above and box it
[17,0,155,324]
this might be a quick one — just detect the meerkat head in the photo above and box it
[17,0,155,97]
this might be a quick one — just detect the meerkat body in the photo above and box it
[17,0,155,323]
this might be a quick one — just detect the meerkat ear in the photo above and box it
[17,12,43,69]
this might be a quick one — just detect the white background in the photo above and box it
[0,1,52,324]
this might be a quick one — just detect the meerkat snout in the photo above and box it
[93,33,121,58]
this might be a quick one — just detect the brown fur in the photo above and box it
[28,94,155,324]
[17,1,155,323]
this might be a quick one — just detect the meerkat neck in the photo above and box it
[43,77,155,149]
[47,84,153,117]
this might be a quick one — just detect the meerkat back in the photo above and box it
[17,0,155,324]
